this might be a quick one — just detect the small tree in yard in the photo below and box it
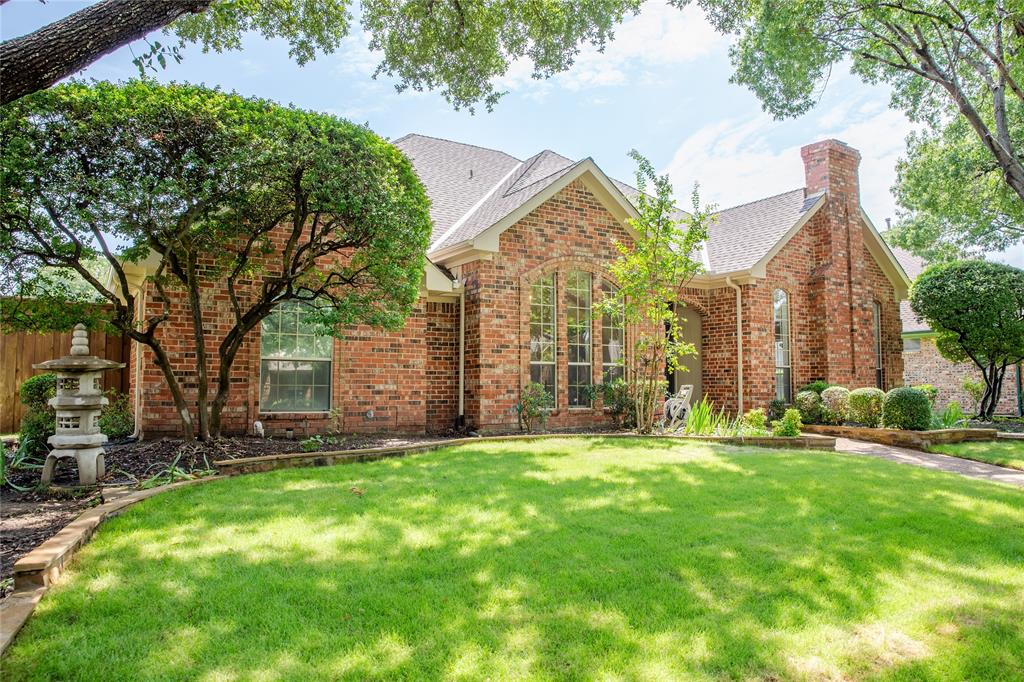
[910,260,1024,420]
[596,151,711,434]
[1,80,432,440]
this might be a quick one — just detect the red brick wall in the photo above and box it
[904,336,1021,415]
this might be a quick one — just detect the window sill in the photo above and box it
[259,411,332,418]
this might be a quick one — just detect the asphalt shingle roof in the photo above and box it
[891,247,930,333]
[394,134,825,275]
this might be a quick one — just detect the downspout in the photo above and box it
[458,283,466,427]
[130,287,145,440]
[726,276,744,413]
[1017,362,1022,417]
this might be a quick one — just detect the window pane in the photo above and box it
[530,275,556,408]
[773,290,791,402]
[600,280,625,388]
[260,302,333,412]
[567,271,592,406]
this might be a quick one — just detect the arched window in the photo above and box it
[773,289,792,403]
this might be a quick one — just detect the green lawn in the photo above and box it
[4,438,1024,681]
[929,440,1024,471]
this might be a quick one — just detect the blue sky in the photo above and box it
[5,0,1021,266]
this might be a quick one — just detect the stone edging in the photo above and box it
[1,477,217,656]
[803,424,997,450]
[212,432,836,476]
[1,432,836,656]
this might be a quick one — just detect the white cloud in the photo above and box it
[663,89,916,222]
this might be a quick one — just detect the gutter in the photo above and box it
[1017,363,1023,417]
[130,288,145,440]
[725,276,744,413]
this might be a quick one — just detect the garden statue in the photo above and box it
[33,324,125,485]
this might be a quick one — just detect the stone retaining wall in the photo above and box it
[803,424,997,450]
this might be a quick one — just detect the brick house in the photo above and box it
[894,248,1022,416]
[126,136,911,437]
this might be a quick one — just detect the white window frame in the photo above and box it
[873,301,884,389]
[529,274,557,408]
[566,271,593,408]
[259,301,333,414]
[773,289,792,403]
[601,280,625,384]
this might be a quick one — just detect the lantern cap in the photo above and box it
[33,323,126,373]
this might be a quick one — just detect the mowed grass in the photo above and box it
[4,438,1024,681]
[929,439,1024,471]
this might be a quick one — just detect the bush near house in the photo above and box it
[848,387,885,427]
[18,373,57,455]
[798,380,830,395]
[772,408,803,436]
[882,387,933,431]
[516,382,553,433]
[820,386,850,425]
[794,390,822,424]
[98,390,134,440]
[912,384,939,408]
[767,399,788,423]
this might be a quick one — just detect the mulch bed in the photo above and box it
[2,431,468,597]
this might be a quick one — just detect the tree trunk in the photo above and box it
[185,258,211,441]
[130,332,196,440]
[0,0,213,105]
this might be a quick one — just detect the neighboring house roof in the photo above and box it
[393,134,907,294]
[891,247,931,333]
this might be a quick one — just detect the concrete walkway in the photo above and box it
[835,438,1024,488]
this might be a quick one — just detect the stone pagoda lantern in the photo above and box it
[34,324,125,486]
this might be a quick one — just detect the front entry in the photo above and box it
[668,303,703,401]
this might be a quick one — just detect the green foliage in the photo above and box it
[683,396,725,436]
[848,387,885,428]
[19,374,56,410]
[772,409,802,437]
[596,379,635,429]
[299,436,325,453]
[882,387,933,431]
[910,261,1024,419]
[962,378,985,413]
[932,401,967,430]
[595,152,710,433]
[912,384,939,408]
[516,383,553,434]
[98,390,134,440]
[17,373,56,456]
[798,380,830,395]
[887,121,1023,262]
[794,390,822,425]
[741,408,768,434]
[766,399,788,423]
[3,81,432,438]
[820,386,850,425]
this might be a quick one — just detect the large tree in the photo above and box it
[910,260,1024,420]
[0,80,432,440]
[689,0,1024,212]
[0,0,642,109]
[886,113,1024,261]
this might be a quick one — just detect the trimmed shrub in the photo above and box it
[98,390,134,440]
[767,399,788,422]
[794,390,822,424]
[18,373,57,456]
[798,380,830,395]
[772,408,803,437]
[882,387,933,431]
[516,382,553,433]
[19,373,56,410]
[820,386,850,425]
[848,387,885,427]
[742,408,767,433]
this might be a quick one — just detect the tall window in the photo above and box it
[260,302,333,412]
[529,275,556,406]
[773,289,792,402]
[601,280,624,383]
[873,301,884,389]
[566,271,593,407]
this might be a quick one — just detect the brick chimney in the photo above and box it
[800,138,861,202]
[800,139,872,388]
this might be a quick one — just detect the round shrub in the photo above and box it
[19,373,56,410]
[794,390,822,424]
[799,380,830,395]
[98,390,135,440]
[772,408,803,437]
[848,387,885,427]
[912,383,938,408]
[882,387,933,431]
[820,386,850,425]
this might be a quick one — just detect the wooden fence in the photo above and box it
[0,328,130,434]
